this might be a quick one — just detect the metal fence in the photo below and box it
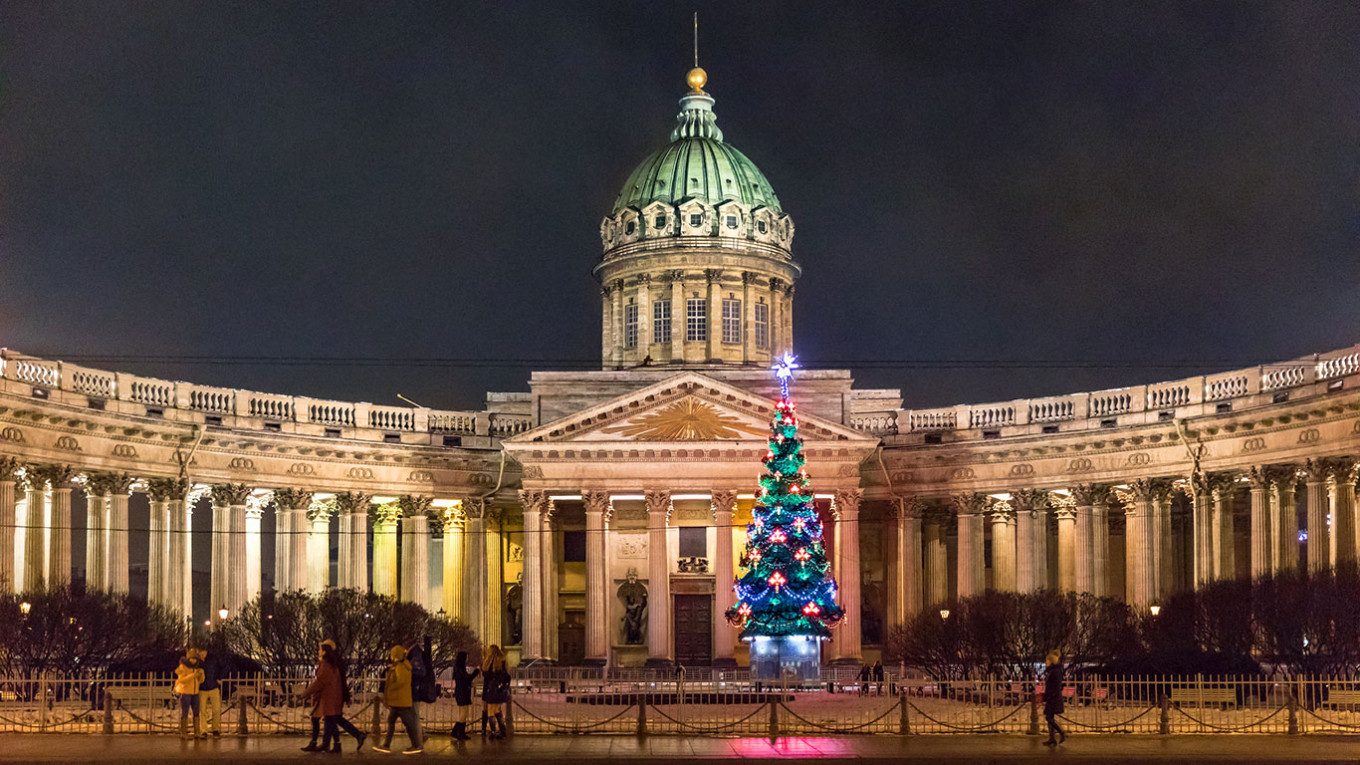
[6,671,1360,736]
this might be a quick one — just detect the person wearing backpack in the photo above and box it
[371,645,423,755]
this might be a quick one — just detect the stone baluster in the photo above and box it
[441,502,466,618]
[518,490,548,662]
[105,472,133,595]
[0,458,17,593]
[923,513,948,607]
[834,488,864,662]
[644,490,673,667]
[583,490,613,666]
[1303,462,1329,572]
[1273,472,1299,574]
[989,498,1015,592]
[1249,468,1272,579]
[953,493,986,599]
[82,473,111,591]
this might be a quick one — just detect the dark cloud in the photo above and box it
[2,2,1357,410]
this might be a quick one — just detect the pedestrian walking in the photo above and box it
[481,645,510,740]
[450,650,479,741]
[372,645,423,755]
[173,650,204,740]
[196,646,223,737]
[405,636,434,745]
[872,660,885,695]
[300,643,366,753]
[1042,650,1067,746]
[857,663,870,695]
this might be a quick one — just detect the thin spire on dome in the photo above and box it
[673,14,723,142]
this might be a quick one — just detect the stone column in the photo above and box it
[1054,495,1077,593]
[105,473,133,595]
[209,483,250,616]
[1150,480,1173,599]
[541,500,559,661]
[989,499,1016,592]
[171,482,197,617]
[44,467,75,588]
[636,274,652,356]
[1274,475,1299,574]
[273,489,313,592]
[582,490,612,666]
[923,515,948,607]
[1071,487,1095,594]
[888,496,923,620]
[1304,462,1329,572]
[441,504,466,618]
[484,508,504,648]
[20,468,46,592]
[372,502,400,597]
[399,495,431,607]
[1326,459,1359,566]
[518,490,548,662]
[610,279,624,367]
[1013,496,1035,593]
[668,271,685,362]
[461,498,487,635]
[704,269,722,361]
[82,475,108,591]
[1208,475,1237,580]
[1249,468,1272,579]
[1015,490,1049,591]
[146,478,179,606]
[244,495,265,604]
[338,492,371,590]
[834,489,864,662]
[0,459,16,593]
[644,490,672,666]
[1125,482,1154,607]
[953,493,986,599]
[712,490,739,666]
[782,283,795,355]
[768,278,784,356]
[1188,476,1212,585]
[741,273,756,363]
[600,285,614,366]
[1092,496,1110,597]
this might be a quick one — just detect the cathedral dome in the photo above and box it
[600,71,793,253]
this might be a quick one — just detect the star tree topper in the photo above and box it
[773,352,799,397]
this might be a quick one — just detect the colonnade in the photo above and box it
[886,459,1358,611]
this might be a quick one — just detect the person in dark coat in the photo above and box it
[481,645,510,739]
[1042,650,1067,746]
[301,644,366,753]
[450,650,480,741]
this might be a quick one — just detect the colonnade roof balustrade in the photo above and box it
[0,348,531,447]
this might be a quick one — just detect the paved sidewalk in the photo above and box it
[5,733,1360,764]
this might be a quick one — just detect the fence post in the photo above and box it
[236,692,249,735]
[39,673,48,731]
[1287,695,1298,735]
[897,694,910,736]
[1028,691,1039,736]
[371,697,382,737]
[103,689,114,735]
[768,699,779,739]
[504,684,514,737]
[636,696,647,737]
[1159,694,1170,735]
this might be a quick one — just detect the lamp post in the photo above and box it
[19,601,31,616]
[939,608,951,621]
[1149,604,1161,617]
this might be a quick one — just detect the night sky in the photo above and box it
[3,2,1358,412]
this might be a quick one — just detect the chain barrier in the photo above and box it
[647,702,770,734]
[1169,704,1285,732]
[118,707,180,730]
[777,701,900,734]
[1298,706,1360,731]
[904,699,1026,732]
[1057,705,1158,731]
[510,700,637,732]
[0,710,100,729]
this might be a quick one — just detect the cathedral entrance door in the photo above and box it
[559,611,585,666]
[673,594,712,667]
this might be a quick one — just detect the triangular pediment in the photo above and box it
[506,372,872,445]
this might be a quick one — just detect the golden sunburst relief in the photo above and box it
[602,397,768,440]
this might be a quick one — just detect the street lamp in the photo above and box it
[218,605,229,622]
[19,601,31,616]
[939,608,951,621]
[1149,604,1161,617]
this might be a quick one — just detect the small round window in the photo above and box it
[726,215,738,229]
[625,220,636,235]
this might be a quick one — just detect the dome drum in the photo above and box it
[600,199,794,252]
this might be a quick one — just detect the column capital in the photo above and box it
[635,272,651,286]
[581,490,612,515]
[146,477,189,502]
[666,269,686,284]
[519,489,550,515]
[210,482,252,506]
[710,489,738,516]
[833,488,863,517]
[741,271,759,285]
[245,493,268,520]
[462,496,488,519]
[0,456,19,482]
[397,494,434,519]
[704,268,723,283]
[892,494,923,520]
[1206,472,1238,497]
[1010,488,1050,513]
[1318,456,1360,485]
[333,491,372,514]
[988,498,1015,522]
[950,492,988,517]
[644,489,672,522]
[1069,484,1109,506]
[30,464,77,490]
[273,487,313,509]
[768,277,784,291]
[441,505,467,531]
[1050,491,1077,519]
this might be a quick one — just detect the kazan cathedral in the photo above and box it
[2,68,1360,669]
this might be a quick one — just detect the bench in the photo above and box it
[1079,686,1111,709]
[1170,686,1237,708]
[105,686,176,709]
[1322,689,1360,709]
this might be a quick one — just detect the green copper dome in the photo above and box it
[611,89,783,216]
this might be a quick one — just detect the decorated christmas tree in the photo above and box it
[726,353,843,678]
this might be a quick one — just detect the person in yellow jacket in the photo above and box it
[371,645,422,754]
[173,650,205,740]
